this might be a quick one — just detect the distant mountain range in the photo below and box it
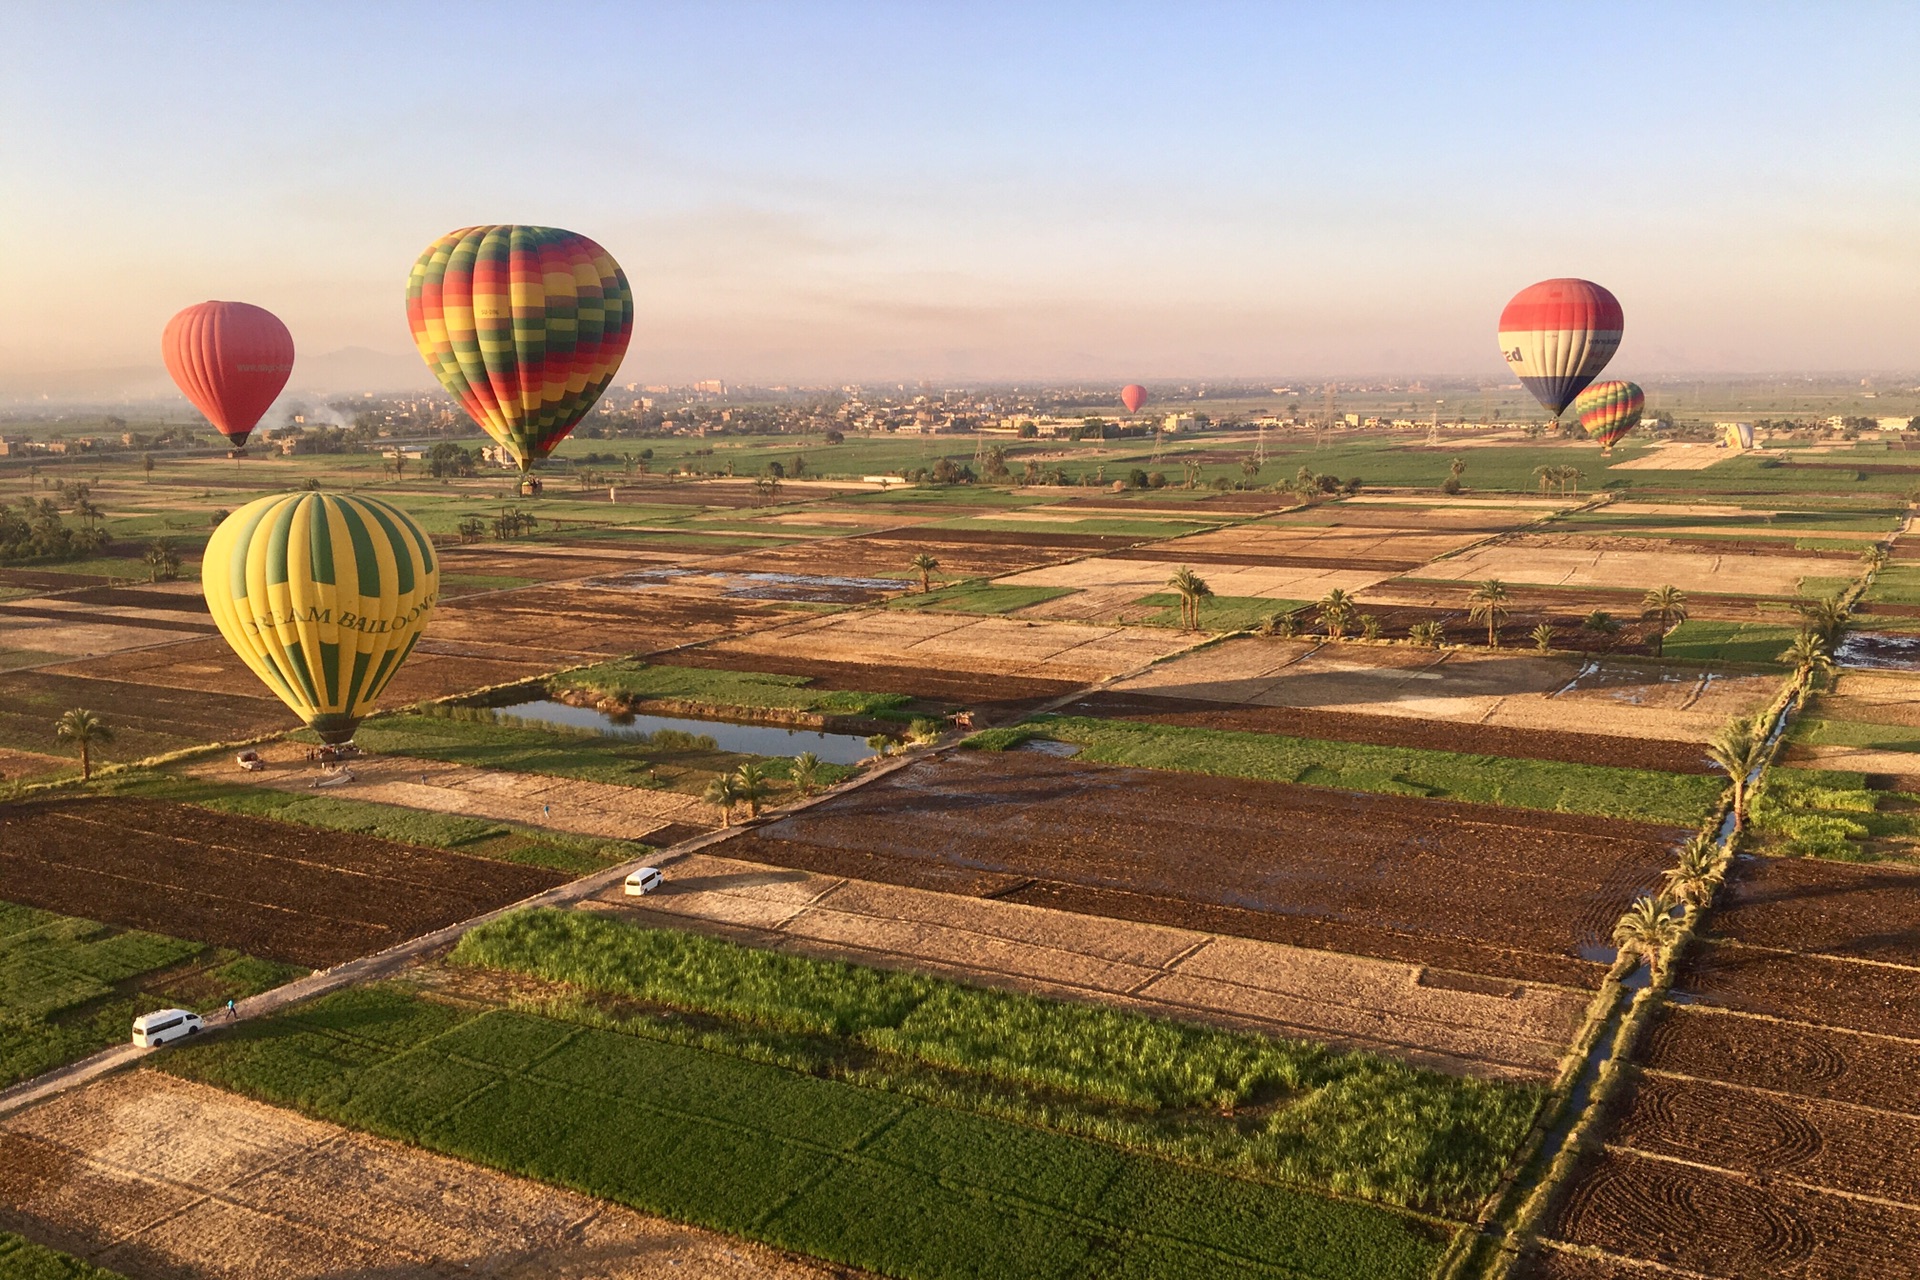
[0,347,435,406]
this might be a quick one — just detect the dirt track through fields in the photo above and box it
[583,850,1589,1079]
[0,797,562,968]
[0,1071,855,1280]
[718,752,1684,989]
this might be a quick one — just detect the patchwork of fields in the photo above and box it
[2,433,1914,1279]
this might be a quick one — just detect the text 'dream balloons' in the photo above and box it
[407,225,633,472]
[203,493,438,744]
[1120,384,1148,413]
[1497,279,1623,418]
[1573,380,1645,452]
[162,302,295,451]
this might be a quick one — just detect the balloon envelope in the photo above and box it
[1573,380,1644,450]
[1497,279,1622,417]
[162,302,295,450]
[407,225,633,472]
[1120,384,1148,413]
[203,493,439,744]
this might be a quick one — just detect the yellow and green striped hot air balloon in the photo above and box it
[202,492,439,744]
[406,224,634,474]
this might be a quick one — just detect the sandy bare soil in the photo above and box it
[0,1071,854,1280]
[587,850,1588,1079]
[1604,442,1735,470]
[994,555,1391,602]
[180,741,713,844]
[1411,537,1838,596]
[1104,637,1774,744]
[696,610,1194,684]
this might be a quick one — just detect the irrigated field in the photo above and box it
[719,751,1686,988]
[1530,853,1920,1277]
[0,797,562,967]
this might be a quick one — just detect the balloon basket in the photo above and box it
[518,477,543,497]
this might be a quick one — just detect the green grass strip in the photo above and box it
[0,901,300,1088]
[552,660,909,717]
[971,716,1719,825]
[888,583,1076,614]
[0,1232,125,1280]
[1135,593,1313,631]
[451,910,1539,1214]
[163,984,1454,1280]
[1659,619,1800,664]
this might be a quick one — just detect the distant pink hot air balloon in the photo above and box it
[1120,384,1148,413]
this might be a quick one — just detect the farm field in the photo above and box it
[153,983,1465,1280]
[581,848,1592,1078]
[0,902,297,1088]
[1097,636,1776,746]
[718,751,1687,988]
[0,797,562,967]
[1409,536,1843,597]
[1529,852,1920,1277]
[0,1071,849,1280]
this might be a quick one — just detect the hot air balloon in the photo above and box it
[407,225,633,480]
[1497,279,1622,421]
[162,302,295,454]
[1120,384,1148,413]
[203,492,439,744]
[1572,380,1644,453]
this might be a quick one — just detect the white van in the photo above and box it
[131,1009,204,1048]
[623,867,664,896]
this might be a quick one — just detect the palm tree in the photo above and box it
[1705,713,1769,831]
[1408,620,1446,649]
[143,539,182,583]
[733,762,768,817]
[1317,588,1357,640]
[1640,585,1688,657]
[1530,623,1556,652]
[1661,835,1723,913]
[864,732,895,758]
[1781,631,1836,689]
[54,708,112,781]
[1359,614,1382,640]
[1558,465,1583,497]
[790,752,821,798]
[1447,456,1467,482]
[1467,579,1511,648]
[909,552,940,594]
[1583,609,1621,646]
[1167,566,1213,631]
[1258,610,1299,639]
[1796,594,1853,646]
[1861,544,1891,573]
[1612,894,1682,978]
[703,774,739,827]
[1532,464,1553,496]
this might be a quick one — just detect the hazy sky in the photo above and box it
[3,2,1916,394]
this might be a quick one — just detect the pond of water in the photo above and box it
[1836,631,1920,672]
[493,698,876,765]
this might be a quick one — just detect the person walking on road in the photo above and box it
[226,999,237,1021]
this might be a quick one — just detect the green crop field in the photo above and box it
[97,772,641,874]
[551,660,909,717]
[0,1232,123,1280]
[1751,769,1920,862]
[968,715,1721,825]
[0,901,299,1087]
[1135,592,1312,631]
[887,582,1075,614]
[452,910,1538,1214]
[1659,619,1800,665]
[164,982,1460,1280]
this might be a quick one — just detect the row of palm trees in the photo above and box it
[1530,465,1586,497]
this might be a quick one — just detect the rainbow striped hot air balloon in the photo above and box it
[1497,279,1623,420]
[1573,380,1645,453]
[203,493,439,744]
[406,225,634,474]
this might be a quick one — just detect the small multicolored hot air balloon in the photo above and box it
[1120,384,1148,413]
[1497,279,1623,420]
[1572,380,1644,453]
[162,302,295,453]
[407,225,633,475]
[203,492,439,744]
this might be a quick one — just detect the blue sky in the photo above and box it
[2,2,1915,390]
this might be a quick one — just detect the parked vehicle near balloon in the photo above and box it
[161,301,295,454]
[1497,278,1622,422]
[202,492,439,744]
[406,225,633,483]
[1573,379,1645,452]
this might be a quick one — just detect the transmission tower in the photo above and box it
[1253,420,1268,467]
[1427,408,1441,448]
[1150,428,1165,464]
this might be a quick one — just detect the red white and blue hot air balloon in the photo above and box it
[1496,279,1623,420]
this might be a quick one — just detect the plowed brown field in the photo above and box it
[1640,1005,1920,1114]
[0,797,560,967]
[719,752,1682,988]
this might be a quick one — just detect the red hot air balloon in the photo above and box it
[1496,279,1622,420]
[1120,384,1148,413]
[162,302,295,454]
